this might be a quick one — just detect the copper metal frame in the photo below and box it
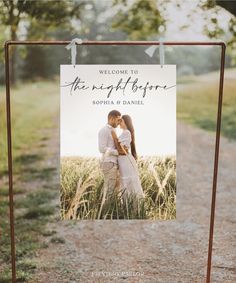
[3,40,226,283]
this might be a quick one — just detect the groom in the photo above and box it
[98,110,126,200]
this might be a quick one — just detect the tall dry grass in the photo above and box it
[60,156,176,220]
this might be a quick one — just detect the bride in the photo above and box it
[111,115,145,200]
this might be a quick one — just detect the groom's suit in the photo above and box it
[98,124,119,199]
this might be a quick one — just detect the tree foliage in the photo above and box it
[112,0,166,40]
[0,0,87,83]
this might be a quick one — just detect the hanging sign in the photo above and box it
[60,64,176,220]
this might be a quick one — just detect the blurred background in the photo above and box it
[0,0,235,84]
[0,0,236,282]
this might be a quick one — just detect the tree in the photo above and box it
[112,0,236,64]
[202,0,236,62]
[0,0,86,84]
[112,0,166,40]
[212,1,236,46]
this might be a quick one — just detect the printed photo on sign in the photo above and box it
[60,64,176,220]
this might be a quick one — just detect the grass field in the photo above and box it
[0,80,59,282]
[61,156,176,220]
[177,68,236,140]
[0,80,59,174]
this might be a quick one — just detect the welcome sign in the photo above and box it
[61,65,176,99]
[60,64,176,220]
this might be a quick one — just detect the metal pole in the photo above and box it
[4,40,224,46]
[4,42,16,282]
[206,43,226,283]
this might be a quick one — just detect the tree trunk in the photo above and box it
[9,25,17,85]
[8,0,18,85]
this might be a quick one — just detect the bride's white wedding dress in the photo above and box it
[117,129,145,199]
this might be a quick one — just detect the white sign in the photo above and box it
[60,65,176,157]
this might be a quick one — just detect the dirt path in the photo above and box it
[30,121,236,283]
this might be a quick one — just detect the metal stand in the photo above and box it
[4,40,226,283]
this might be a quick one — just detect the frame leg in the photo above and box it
[206,43,226,283]
[4,42,16,283]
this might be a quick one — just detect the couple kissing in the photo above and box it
[98,110,145,206]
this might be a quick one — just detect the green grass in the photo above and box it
[0,79,59,282]
[177,68,236,140]
[15,189,56,208]
[0,187,57,282]
[0,186,26,196]
[41,230,57,237]
[0,79,59,175]
[22,206,55,219]
[50,236,66,244]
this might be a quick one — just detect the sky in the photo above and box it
[60,64,176,157]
